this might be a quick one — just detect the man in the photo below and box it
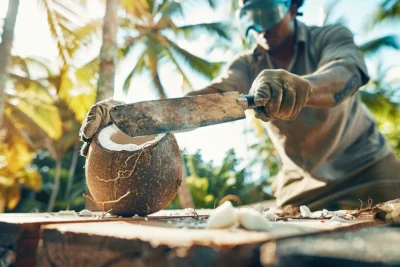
[80,0,400,210]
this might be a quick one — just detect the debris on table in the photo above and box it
[57,210,78,216]
[78,209,93,217]
[300,205,312,218]
[206,201,237,229]
[237,208,273,231]
[205,202,364,232]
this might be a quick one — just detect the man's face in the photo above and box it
[258,10,295,50]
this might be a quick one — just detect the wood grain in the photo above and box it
[37,218,381,267]
[264,226,400,267]
[0,209,209,266]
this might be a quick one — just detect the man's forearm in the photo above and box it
[304,60,362,108]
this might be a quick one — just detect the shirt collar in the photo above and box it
[252,19,307,59]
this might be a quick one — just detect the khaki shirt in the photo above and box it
[205,20,392,207]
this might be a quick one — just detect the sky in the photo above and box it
[1,0,399,172]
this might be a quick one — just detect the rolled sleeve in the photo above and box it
[206,53,252,94]
[317,25,370,85]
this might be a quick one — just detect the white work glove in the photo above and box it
[250,69,313,121]
[79,98,125,156]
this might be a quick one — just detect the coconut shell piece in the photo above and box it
[85,128,183,216]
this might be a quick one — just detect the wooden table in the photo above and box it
[36,217,382,267]
[0,207,394,267]
[0,209,208,266]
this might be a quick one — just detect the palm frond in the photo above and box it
[123,50,147,92]
[11,56,53,78]
[206,0,218,9]
[150,67,167,99]
[361,91,400,124]
[6,84,63,140]
[163,37,223,79]
[373,0,400,25]
[8,73,48,91]
[58,66,97,122]
[173,22,232,42]
[359,35,400,55]
[42,0,71,66]
[67,19,102,54]
[163,46,194,92]
[147,43,167,99]
[10,56,30,77]
[4,106,49,150]
[119,35,145,59]
[157,0,184,18]
[120,0,150,18]
[322,0,346,26]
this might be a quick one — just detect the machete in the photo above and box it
[109,92,258,137]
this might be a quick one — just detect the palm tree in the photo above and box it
[96,0,118,101]
[321,0,400,54]
[0,0,100,212]
[0,0,20,132]
[4,52,98,211]
[119,0,231,98]
[372,0,400,25]
[0,55,60,212]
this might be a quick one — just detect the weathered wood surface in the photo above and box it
[0,209,209,267]
[264,225,400,267]
[37,217,382,267]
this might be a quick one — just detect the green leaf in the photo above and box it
[163,46,194,92]
[157,0,184,18]
[58,66,97,122]
[123,50,147,92]
[372,0,400,25]
[41,0,71,66]
[163,37,223,79]
[174,22,232,42]
[359,35,400,55]
[120,0,150,17]
[6,183,21,210]
[6,82,62,140]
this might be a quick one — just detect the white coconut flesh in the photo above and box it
[98,124,165,152]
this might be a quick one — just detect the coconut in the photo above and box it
[85,124,183,216]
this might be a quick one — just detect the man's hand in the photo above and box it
[250,69,313,121]
[79,98,125,156]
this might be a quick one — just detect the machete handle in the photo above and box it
[236,94,258,109]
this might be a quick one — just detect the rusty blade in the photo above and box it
[109,92,246,137]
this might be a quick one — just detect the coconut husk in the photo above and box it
[85,127,183,216]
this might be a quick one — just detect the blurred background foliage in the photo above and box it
[0,0,399,212]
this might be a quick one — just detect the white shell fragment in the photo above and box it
[207,201,237,229]
[332,210,347,217]
[263,211,279,221]
[183,208,196,215]
[78,209,92,216]
[322,209,328,217]
[237,208,272,231]
[330,216,348,225]
[300,205,312,218]
[57,210,77,216]
[344,214,355,220]
[98,124,164,152]
[254,204,264,213]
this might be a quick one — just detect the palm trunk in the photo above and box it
[0,0,20,130]
[47,159,62,212]
[96,0,118,101]
[65,143,79,199]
